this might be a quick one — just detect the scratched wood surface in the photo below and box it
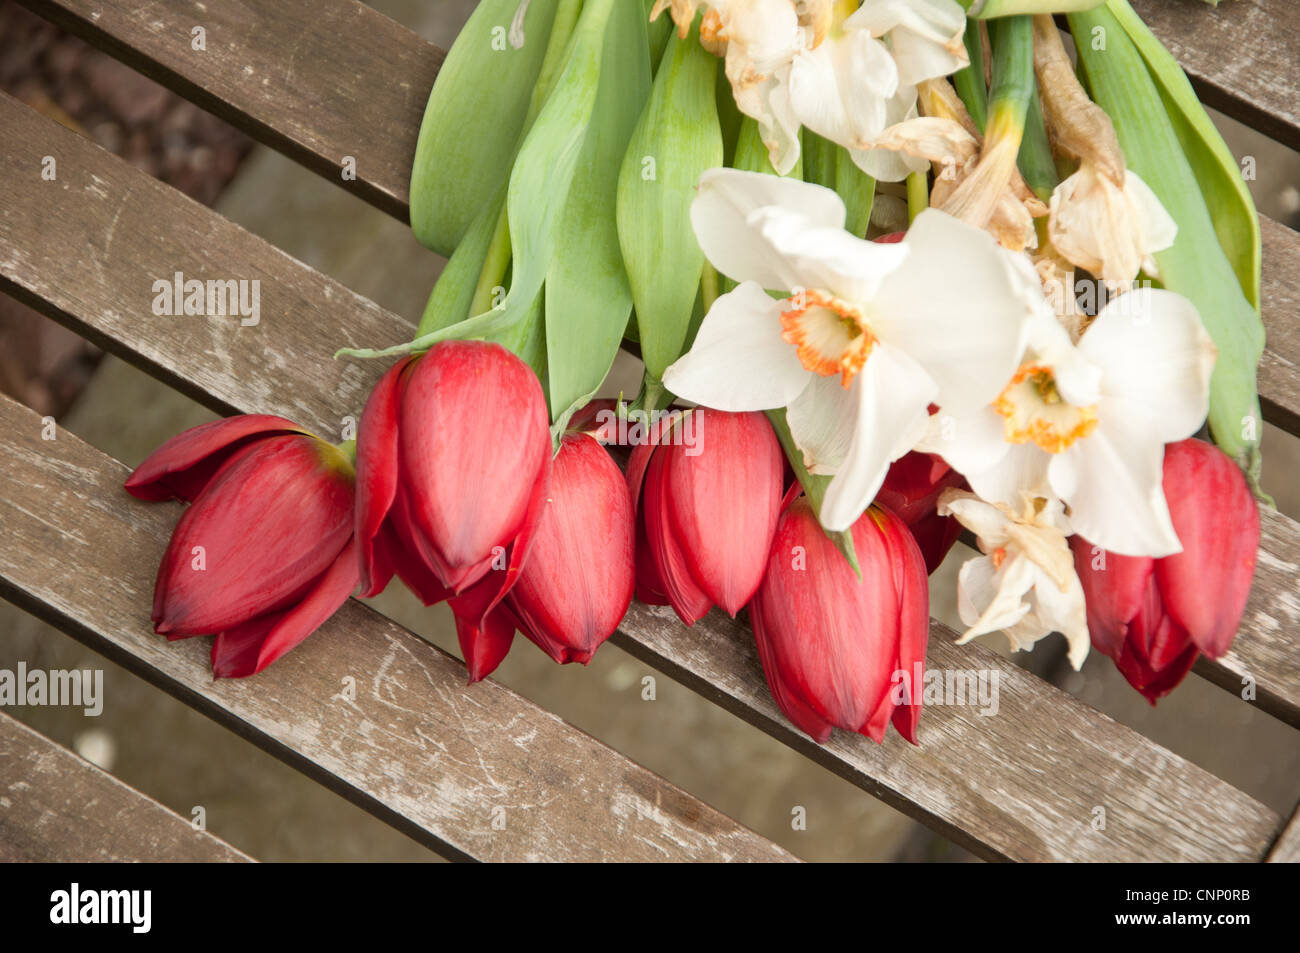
[1128,0,1300,152]
[3,89,1297,735]
[0,392,794,863]
[0,98,1288,861]
[0,709,252,862]
[16,0,443,220]
[1266,803,1300,863]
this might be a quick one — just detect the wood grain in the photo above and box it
[16,0,444,221]
[1129,0,1300,152]
[0,709,252,862]
[0,97,1287,861]
[1266,802,1300,863]
[0,392,794,863]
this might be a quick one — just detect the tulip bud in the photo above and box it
[628,408,784,625]
[125,415,359,678]
[875,451,967,575]
[353,341,552,682]
[1071,438,1259,702]
[498,432,636,665]
[750,498,930,744]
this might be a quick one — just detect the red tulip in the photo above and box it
[750,498,929,744]
[485,431,636,666]
[125,415,359,678]
[1070,439,1259,703]
[875,451,966,575]
[627,408,784,625]
[354,340,551,681]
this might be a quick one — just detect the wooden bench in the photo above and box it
[1,0,1297,862]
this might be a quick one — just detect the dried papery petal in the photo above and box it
[1031,14,1124,186]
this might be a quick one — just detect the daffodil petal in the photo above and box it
[818,343,935,531]
[691,169,847,288]
[662,281,809,411]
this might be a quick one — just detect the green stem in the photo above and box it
[968,0,1105,15]
[1017,78,1057,201]
[700,262,719,313]
[468,203,513,317]
[952,17,988,133]
[906,170,928,222]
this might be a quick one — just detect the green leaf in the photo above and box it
[616,23,723,380]
[1105,0,1261,311]
[409,0,560,255]
[801,128,836,190]
[491,0,623,352]
[644,0,673,67]
[836,145,876,238]
[415,186,504,337]
[545,0,653,417]
[1070,7,1266,482]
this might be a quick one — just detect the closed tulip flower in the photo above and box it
[125,415,359,678]
[354,340,551,681]
[751,497,930,744]
[628,408,784,626]
[1070,439,1259,702]
[875,450,966,575]
[492,430,636,666]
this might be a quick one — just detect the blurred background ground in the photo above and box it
[0,0,1297,862]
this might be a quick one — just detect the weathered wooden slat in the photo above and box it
[1129,0,1300,152]
[16,0,443,221]
[17,0,1300,435]
[0,393,794,863]
[1259,217,1300,435]
[0,96,1284,861]
[0,709,252,862]
[1191,504,1300,728]
[1267,802,1300,863]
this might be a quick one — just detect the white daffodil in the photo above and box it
[661,169,1030,532]
[847,0,968,88]
[653,0,966,180]
[937,489,1090,670]
[1048,165,1178,289]
[922,287,1217,558]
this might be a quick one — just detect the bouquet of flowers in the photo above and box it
[124,0,1265,746]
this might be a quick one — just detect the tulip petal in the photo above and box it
[661,282,809,412]
[751,600,835,745]
[662,410,783,617]
[452,602,519,685]
[355,358,411,597]
[126,414,306,502]
[1070,535,1154,660]
[154,435,355,635]
[211,542,359,678]
[644,445,714,625]
[507,434,635,664]
[1153,439,1259,659]
[399,342,551,590]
